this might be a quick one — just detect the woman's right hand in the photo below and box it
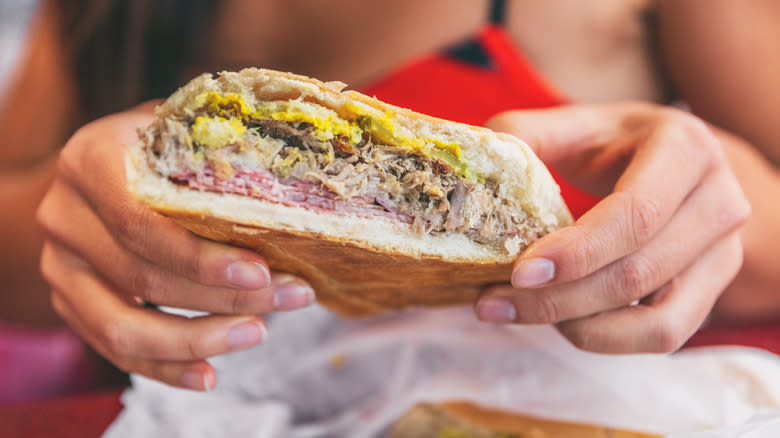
[36,104,315,391]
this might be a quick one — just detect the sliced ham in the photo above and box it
[170,167,414,224]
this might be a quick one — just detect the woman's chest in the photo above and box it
[215,0,667,104]
[505,0,668,103]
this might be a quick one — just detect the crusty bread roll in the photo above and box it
[126,68,572,316]
[388,402,662,438]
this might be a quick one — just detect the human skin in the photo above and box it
[2,0,776,389]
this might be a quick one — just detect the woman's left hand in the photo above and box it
[475,103,750,354]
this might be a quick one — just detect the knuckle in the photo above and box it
[128,268,156,301]
[35,198,54,234]
[558,322,599,352]
[39,244,58,287]
[729,237,745,273]
[35,192,68,242]
[735,196,752,224]
[650,318,687,353]
[184,336,204,360]
[628,193,661,246]
[112,208,138,245]
[716,185,751,232]
[111,361,134,375]
[50,290,68,318]
[102,319,133,358]
[721,235,745,282]
[128,267,180,309]
[617,256,658,300]
[615,100,652,115]
[57,131,93,183]
[566,229,598,278]
[613,102,657,131]
[717,201,750,233]
[659,109,723,167]
[113,204,154,253]
[183,240,206,282]
[484,111,516,132]
[527,293,561,324]
[55,145,78,181]
[227,289,253,314]
[107,355,136,375]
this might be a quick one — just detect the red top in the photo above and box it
[360,26,600,219]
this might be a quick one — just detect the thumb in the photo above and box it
[485,104,635,166]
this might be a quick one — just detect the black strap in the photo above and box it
[442,0,506,69]
[489,0,507,26]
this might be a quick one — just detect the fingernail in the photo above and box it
[226,261,270,289]
[476,297,517,323]
[181,371,206,390]
[227,320,266,350]
[273,282,315,311]
[512,258,555,288]
[203,373,215,392]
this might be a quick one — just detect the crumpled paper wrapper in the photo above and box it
[103,306,780,438]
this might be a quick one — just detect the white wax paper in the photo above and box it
[103,306,780,438]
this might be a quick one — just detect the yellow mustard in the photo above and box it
[195,91,253,118]
[192,92,473,178]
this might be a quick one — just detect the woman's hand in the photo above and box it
[37,104,315,390]
[476,103,750,354]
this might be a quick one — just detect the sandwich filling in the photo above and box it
[140,92,548,251]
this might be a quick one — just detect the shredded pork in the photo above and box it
[142,114,547,248]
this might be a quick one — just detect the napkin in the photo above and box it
[103,306,780,438]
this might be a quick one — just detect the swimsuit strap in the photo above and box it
[489,0,508,26]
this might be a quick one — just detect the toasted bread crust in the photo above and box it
[154,206,512,317]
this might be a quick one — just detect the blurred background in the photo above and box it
[0,1,36,99]
[0,0,126,405]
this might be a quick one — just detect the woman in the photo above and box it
[3,0,778,394]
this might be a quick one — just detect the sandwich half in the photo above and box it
[127,68,572,316]
[388,402,662,438]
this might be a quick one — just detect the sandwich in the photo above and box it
[127,68,572,316]
[388,402,662,438]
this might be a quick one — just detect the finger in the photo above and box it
[51,290,216,391]
[132,359,217,391]
[555,233,743,354]
[39,179,314,314]
[476,165,749,324]
[53,111,271,289]
[507,110,724,288]
[486,105,631,164]
[132,271,315,315]
[41,241,268,361]
[486,103,681,170]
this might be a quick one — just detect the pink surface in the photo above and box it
[0,323,96,403]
